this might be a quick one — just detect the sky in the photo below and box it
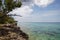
[10,0,60,22]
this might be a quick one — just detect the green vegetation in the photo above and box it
[0,0,22,24]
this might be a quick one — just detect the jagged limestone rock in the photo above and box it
[0,24,29,40]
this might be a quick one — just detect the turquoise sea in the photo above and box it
[18,22,60,40]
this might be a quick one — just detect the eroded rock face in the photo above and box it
[0,25,29,40]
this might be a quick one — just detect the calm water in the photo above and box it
[18,22,60,40]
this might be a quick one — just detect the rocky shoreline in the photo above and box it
[0,24,29,40]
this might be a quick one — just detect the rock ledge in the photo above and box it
[0,24,28,40]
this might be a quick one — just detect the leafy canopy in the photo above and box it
[0,0,22,24]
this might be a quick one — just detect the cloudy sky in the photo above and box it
[10,0,60,22]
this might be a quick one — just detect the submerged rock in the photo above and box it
[0,24,29,40]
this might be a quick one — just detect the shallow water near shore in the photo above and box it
[18,22,60,40]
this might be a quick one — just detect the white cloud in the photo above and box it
[41,11,60,17]
[10,0,55,17]
[21,0,34,7]
[21,0,54,7]
[10,5,33,17]
[34,0,54,7]
[9,0,56,22]
[17,10,60,22]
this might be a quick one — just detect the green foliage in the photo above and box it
[0,0,22,24]
[5,0,22,12]
[0,0,2,6]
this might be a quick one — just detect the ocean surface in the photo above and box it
[18,22,60,40]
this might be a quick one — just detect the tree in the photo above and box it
[0,0,22,24]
